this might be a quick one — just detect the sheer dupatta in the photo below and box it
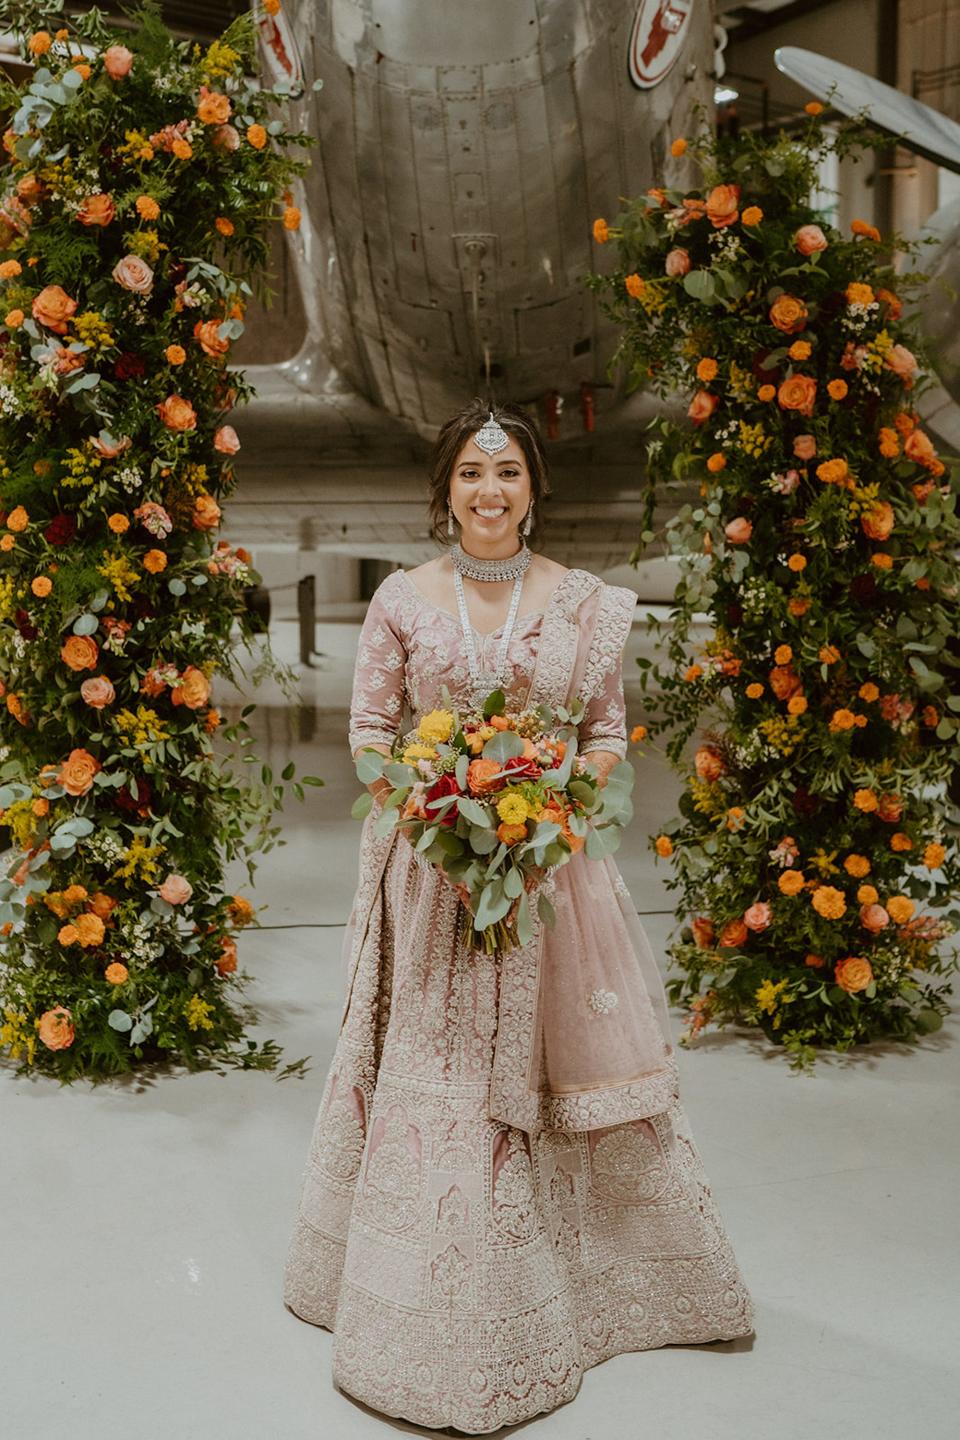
[488,571,679,1134]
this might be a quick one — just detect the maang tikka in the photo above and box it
[473,410,509,456]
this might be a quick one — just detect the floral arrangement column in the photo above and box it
[589,112,959,1068]
[0,3,319,1079]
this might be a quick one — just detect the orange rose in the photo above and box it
[58,747,101,796]
[216,936,238,975]
[861,501,894,541]
[694,746,724,781]
[793,434,816,460]
[156,394,197,431]
[777,374,817,415]
[769,294,808,334]
[769,665,802,700]
[687,390,718,425]
[691,918,715,949]
[654,835,674,858]
[61,634,99,671]
[170,666,211,709]
[103,44,133,79]
[794,224,827,255]
[860,903,889,933]
[228,896,256,926]
[467,757,503,795]
[246,123,267,150]
[213,424,240,454]
[197,86,232,124]
[194,318,229,358]
[904,429,936,467]
[143,549,167,574]
[32,284,77,334]
[718,918,748,947]
[705,184,740,228]
[78,192,115,227]
[884,344,917,382]
[37,1005,75,1050]
[835,956,873,993]
[192,494,221,530]
[724,517,752,545]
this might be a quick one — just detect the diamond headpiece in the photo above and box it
[473,410,509,456]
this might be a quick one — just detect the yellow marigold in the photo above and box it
[787,553,807,571]
[7,505,29,532]
[741,206,763,226]
[496,792,530,825]
[788,340,811,361]
[670,137,687,157]
[136,195,160,220]
[726,806,746,831]
[654,835,673,858]
[418,708,454,744]
[787,695,808,715]
[684,664,703,682]
[774,644,793,665]
[28,30,52,54]
[31,575,53,597]
[854,788,878,812]
[105,962,129,985]
[846,281,875,307]
[215,216,235,236]
[858,682,879,702]
[630,724,648,743]
[0,259,22,279]
[165,344,186,364]
[592,218,609,244]
[402,742,437,764]
[819,645,840,665]
[283,206,301,231]
[852,219,881,242]
[58,923,79,946]
[829,708,856,731]
[844,854,871,878]
[923,842,946,870]
[5,308,24,327]
[696,358,718,383]
[746,682,764,699]
[890,832,913,852]
[805,100,824,115]
[706,452,726,472]
[757,384,776,402]
[107,513,129,534]
[788,597,810,617]
[0,535,14,552]
[886,895,915,924]
[142,549,167,574]
[871,552,893,569]
[778,870,805,896]
[811,885,846,919]
[857,884,879,905]
[827,379,848,400]
[878,427,900,458]
[246,123,267,150]
[172,138,193,160]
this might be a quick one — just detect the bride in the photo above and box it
[283,400,755,1432]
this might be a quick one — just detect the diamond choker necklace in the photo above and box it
[450,540,532,583]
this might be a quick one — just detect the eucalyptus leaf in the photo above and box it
[516,889,534,945]
[503,867,523,900]
[72,612,99,636]
[537,892,556,928]
[474,878,511,929]
[481,730,525,763]
[108,1010,133,1032]
[585,825,622,860]
[351,792,373,820]
[354,749,385,784]
[457,796,492,827]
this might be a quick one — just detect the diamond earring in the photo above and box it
[447,501,455,537]
[522,503,533,538]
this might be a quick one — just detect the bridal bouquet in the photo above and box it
[353,689,635,954]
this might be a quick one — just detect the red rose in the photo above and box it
[117,775,152,815]
[113,351,147,381]
[424,773,461,827]
[44,513,76,546]
[501,755,542,781]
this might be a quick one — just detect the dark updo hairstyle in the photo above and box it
[427,398,552,547]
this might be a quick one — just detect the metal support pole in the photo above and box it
[297,574,315,667]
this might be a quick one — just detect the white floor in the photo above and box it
[3,628,959,1440]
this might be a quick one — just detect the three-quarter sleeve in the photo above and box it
[348,575,408,754]
[576,583,636,761]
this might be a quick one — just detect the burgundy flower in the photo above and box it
[117,775,153,815]
[114,351,146,381]
[726,603,744,628]
[849,573,878,605]
[44,512,76,546]
[14,607,37,640]
[424,773,461,828]
[792,786,819,817]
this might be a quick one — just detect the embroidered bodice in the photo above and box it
[348,567,629,759]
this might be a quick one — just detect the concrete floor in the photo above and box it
[2,621,958,1440]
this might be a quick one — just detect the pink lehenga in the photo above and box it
[283,567,754,1433]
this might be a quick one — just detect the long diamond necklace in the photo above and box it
[451,542,532,700]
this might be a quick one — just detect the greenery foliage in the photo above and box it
[589,113,960,1068]
[0,2,320,1079]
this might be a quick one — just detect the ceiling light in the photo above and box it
[715,85,740,103]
